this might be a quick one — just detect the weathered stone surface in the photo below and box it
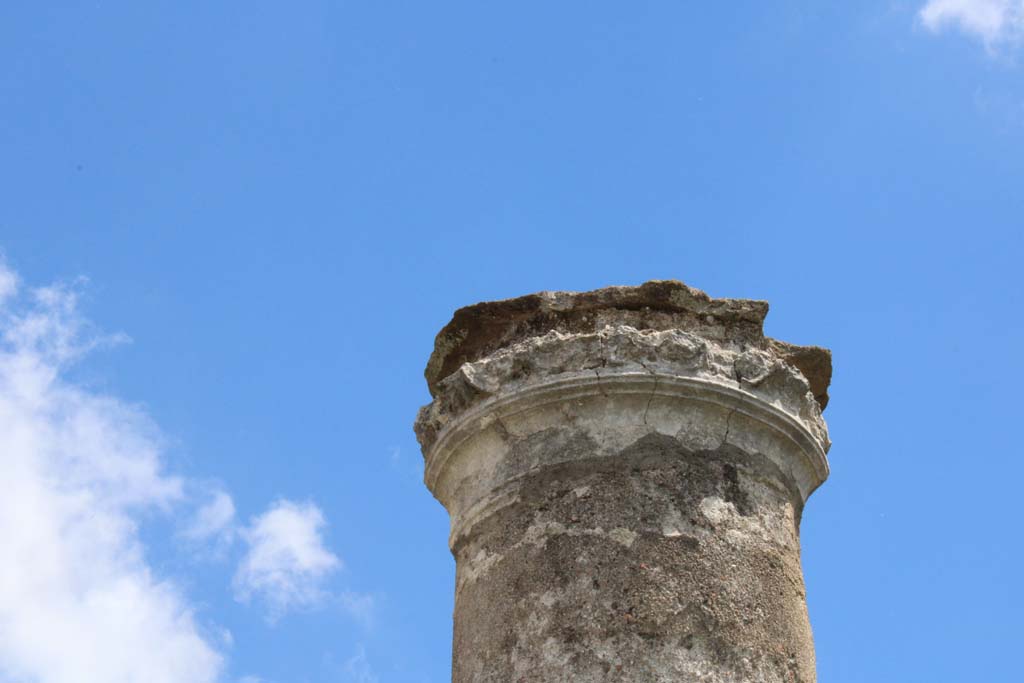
[416,324,830,457]
[423,280,830,409]
[415,281,832,683]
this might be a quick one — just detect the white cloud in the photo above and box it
[0,265,17,304]
[233,500,342,618]
[0,262,223,683]
[185,489,237,544]
[0,259,364,681]
[920,0,1024,48]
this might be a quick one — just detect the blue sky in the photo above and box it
[1,2,1022,682]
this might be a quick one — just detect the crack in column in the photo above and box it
[594,330,610,398]
[720,406,736,447]
[638,360,658,426]
[719,357,746,446]
[719,387,749,448]
[493,412,511,442]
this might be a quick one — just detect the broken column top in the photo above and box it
[424,280,831,410]
[417,279,834,510]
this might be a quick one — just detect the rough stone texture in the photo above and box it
[415,281,832,683]
[423,280,831,410]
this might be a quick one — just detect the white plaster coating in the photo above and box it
[424,371,828,549]
[457,521,639,594]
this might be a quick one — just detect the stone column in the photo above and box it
[414,281,832,683]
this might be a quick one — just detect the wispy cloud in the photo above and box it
[233,500,342,619]
[0,261,222,683]
[0,257,370,681]
[0,267,17,303]
[343,646,379,683]
[184,488,238,545]
[388,445,423,482]
[340,590,377,627]
[919,0,1024,49]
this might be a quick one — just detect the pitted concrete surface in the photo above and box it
[415,281,832,683]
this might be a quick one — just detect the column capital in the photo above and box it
[416,282,831,536]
